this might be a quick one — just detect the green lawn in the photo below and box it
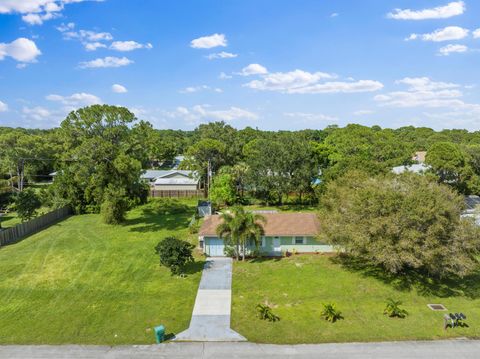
[0,200,203,344]
[0,207,51,228]
[232,255,480,344]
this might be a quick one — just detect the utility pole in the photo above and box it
[207,159,211,200]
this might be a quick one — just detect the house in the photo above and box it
[392,151,430,174]
[198,212,334,256]
[152,170,199,191]
[461,195,480,225]
[392,163,430,175]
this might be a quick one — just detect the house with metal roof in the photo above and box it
[198,212,333,256]
[150,170,199,191]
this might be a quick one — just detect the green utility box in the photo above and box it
[154,325,165,343]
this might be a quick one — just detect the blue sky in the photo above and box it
[1,0,479,130]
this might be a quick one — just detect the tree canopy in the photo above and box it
[320,171,480,278]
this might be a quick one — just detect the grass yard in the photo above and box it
[0,207,51,228]
[232,255,480,344]
[0,199,203,344]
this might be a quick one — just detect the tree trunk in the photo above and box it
[235,237,240,261]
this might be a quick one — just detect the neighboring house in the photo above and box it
[392,151,430,175]
[152,170,199,191]
[140,170,169,183]
[392,163,430,175]
[198,212,334,256]
[461,195,480,225]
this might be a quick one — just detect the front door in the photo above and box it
[273,238,281,252]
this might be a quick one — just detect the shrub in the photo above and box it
[15,189,42,221]
[223,245,237,258]
[320,302,343,323]
[155,236,194,275]
[101,186,128,224]
[383,298,408,318]
[256,304,280,322]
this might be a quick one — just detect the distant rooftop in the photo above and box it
[141,169,193,180]
[392,163,430,175]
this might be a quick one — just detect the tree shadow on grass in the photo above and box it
[183,259,206,275]
[331,254,480,299]
[124,209,193,233]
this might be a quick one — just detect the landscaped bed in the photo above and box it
[0,199,203,344]
[232,254,480,343]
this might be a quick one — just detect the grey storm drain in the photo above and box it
[427,304,447,311]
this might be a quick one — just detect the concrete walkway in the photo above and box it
[175,257,246,341]
[2,340,480,358]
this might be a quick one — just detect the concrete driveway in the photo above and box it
[1,340,479,358]
[175,257,245,341]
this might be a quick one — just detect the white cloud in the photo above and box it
[79,56,133,68]
[0,100,8,112]
[330,13,339,18]
[242,67,382,94]
[439,44,468,56]
[46,92,102,106]
[58,24,115,51]
[0,38,41,63]
[56,22,75,32]
[165,105,258,124]
[22,106,51,120]
[111,84,127,93]
[353,110,374,116]
[190,33,227,49]
[0,0,100,25]
[284,112,338,122]
[219,72,232,80]
[387,1,465,20]
[374,77,475,109]
[179,85,222,94]
[239,63,268,76]
[84,42,106,51]
[473,29,480,39]
[110,41,153,52]
[206,51,237,60]
[22,11,59,25]
[60,26,113,44]
[406,26,469,42]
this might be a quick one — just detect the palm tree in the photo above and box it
[216,206,266,261]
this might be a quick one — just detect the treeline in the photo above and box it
[2,105,480,209]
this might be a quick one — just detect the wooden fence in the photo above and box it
[151,190,204,198]
[0,206,71,247]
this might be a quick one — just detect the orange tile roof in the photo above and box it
[199,212,321,237]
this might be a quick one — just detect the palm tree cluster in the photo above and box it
[216,206,266,261]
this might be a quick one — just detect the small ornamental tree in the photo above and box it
[210,173,237,207]
[15,189,41,221]
[155,237,194,275]
[101,186,129,225]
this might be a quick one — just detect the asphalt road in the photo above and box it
[1,339,479,359]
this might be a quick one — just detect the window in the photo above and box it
[294,236,305,245]
[261,237,266,247]
[199,240,204,249]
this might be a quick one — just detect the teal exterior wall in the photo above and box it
[200,235,334,257]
